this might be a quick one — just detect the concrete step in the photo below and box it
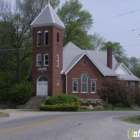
[23,96,47,109]
[131,104,140,109]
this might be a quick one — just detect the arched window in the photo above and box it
[81,74,88,93]
[57,32,59,42]
[38,76,47,81]
[56,54,59,67]
[37,31,41,46]
[44,30,49,46]
[36,54,41,66]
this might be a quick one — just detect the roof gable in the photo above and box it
[115,63,132,75]
[63,42,117,76]
[31,4,65,29]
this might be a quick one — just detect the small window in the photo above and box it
[44,54,49,66]
[91,80,96,93]
[36,54,41,66]
[81,74,88,93]
[130,82,135,89]
[37,31,41,46]
[44,30,49,46]
[72,80,78,93]
[56,55,59,67]
[57,32,59,42]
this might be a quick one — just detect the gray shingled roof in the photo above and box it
[63,42,117,76]
[118,74,140,81]
[63,42,140,81]
[31,4,65,29]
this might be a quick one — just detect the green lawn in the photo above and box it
[78,107,139,112]
[124,116,140,124]
[0,112,9,118]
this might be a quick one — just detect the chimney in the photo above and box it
[107,46,112,69]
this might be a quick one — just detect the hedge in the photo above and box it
[40,102,80,111]
[45,94,79,105]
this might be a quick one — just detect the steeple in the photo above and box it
[31,4,65,30]
[31,3,64,96]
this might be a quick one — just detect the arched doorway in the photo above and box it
[37,76,48,96]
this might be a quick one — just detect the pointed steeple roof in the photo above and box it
[31,4,65,29]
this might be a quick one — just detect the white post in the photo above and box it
[66,74,67,94]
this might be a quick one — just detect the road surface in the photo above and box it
[0,110,140,140]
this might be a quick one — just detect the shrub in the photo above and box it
[115,103,123,107]
[45,94,79,105]
[80,102,90,106]
[40,102,80,111]
[8,82,34,105]
[134,87,140,106]
[99,78,132,110]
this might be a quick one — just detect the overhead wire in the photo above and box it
[0,42,20,49]
[103,28,140,36]
[93,9,140,36]
[94,9,140,23]
[0,47,26,52]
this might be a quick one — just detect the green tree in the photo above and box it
[0,0,60,83]
[90,33,105,50]
[57,0,93,49]
[101,41,128,64]
[9,82,34,105]
[128,57,140,78]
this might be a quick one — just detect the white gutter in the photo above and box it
[66,74,67,94]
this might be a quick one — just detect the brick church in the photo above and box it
[29,3,139,101]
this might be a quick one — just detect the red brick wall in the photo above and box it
[31,26,63,96]
[66,55,104,100]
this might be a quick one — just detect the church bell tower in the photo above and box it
[30,3,65,96]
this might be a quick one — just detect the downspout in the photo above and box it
[66,74,67,94]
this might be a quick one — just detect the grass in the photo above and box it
[0,112,9,118]
[78,107,139,112]
[124,116,140,124]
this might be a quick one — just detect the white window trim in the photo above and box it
[81,74,88,93]
[37,31,41,47]
[44,30,49,46]
[72,79,78,93]
[91,80,96,94]
[56,54,59,67]
[36,54,41,66]
[44,54,49,66]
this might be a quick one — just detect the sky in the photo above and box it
[10,0,140,58]
[60,0,140,58]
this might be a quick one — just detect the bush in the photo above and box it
[80,102,90,106]
[115,103,123,107]
[134,87,140,106]
[99,78,132,110]
[8,82,34,105]
[45,94,79,105]
[40,102,80,111]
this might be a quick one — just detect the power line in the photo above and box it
[0,47,25,52]
[103,28,140,36]
[94,9,140,23]
[0,42,20,49]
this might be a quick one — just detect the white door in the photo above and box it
[37,76,48,96]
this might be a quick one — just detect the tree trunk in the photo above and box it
[112,104,115,110]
